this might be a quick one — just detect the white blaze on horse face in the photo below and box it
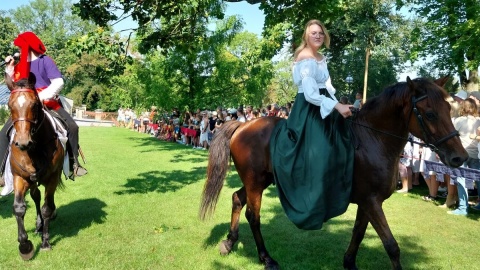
[17,95,27,108]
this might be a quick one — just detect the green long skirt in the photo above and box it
[269,93,354,230]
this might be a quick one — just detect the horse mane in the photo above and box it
[360,78,448,116]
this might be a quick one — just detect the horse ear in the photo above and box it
[406,76,418,96]
[28,72,36,88]
[406,76,414,88]
[4,73,13,91]
[433,76,449,87]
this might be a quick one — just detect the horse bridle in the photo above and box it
[9,88,45,135]
[410,95,459,153]
[348,94,459,153]
[8,88,49,182]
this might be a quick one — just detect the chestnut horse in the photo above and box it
[4,73,65,260]
[200,77,468,269]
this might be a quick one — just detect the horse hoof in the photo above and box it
[19,240,35,260]
[41,245,52,251]
[264,262,280,270]
[264,258,280,270]
[219,240,231,255]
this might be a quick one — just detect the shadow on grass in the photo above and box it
[1,197,106,256]
[49,198,107,245]
[114,166,208,195]
[126,136,206,153]
[202,199,443,269]
[0,195,16,218]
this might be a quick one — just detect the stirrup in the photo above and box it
[74,164,88,177]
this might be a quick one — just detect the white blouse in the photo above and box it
[292,58,337,119]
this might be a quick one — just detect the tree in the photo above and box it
[330,0,408,99]
[398,0,480,90]
[65,28,132,110]
[12,0,97,71]
[73,0,412,108]
[206,31,274,108]
[0,12,19,59]
[265,57,296,106]
[136,17,271,111]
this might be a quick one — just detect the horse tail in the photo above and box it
[199,121,242,220]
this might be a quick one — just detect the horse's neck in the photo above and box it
[35,109,55,140]
[355,105,409,153]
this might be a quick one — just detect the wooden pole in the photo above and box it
[363,47,370,102]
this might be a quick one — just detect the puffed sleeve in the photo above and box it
[298,60,338,119]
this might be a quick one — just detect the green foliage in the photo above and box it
[134,15,272,111]
[265,57,296,106]
[0,12,19,59]
[399,0,480,89]
[11,0,98,71]
[0,106,10,125]
[63,28,132,110]
[74,0,226,54]
[72,0,410,106]
[68,27,131,83]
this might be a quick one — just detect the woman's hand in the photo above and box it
[334,103,353,118]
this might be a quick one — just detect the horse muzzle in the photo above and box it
[439,150,468,168]
[13,134,34,151]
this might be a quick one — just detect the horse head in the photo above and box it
[406,76,468,167]
[5,72,40,151]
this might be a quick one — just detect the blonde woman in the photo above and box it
[450,98,480,215]
[269,20,354,229]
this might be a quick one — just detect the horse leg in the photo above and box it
[30,185,44,234]
[245,188,279,270]
[13,189,35,260]
[40,186,57,251]
[363,201,402,270]
[343,207,369,270]
[220,187,246,255]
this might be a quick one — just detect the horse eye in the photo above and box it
[425,111,437,121]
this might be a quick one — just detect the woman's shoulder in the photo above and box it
[295,51,324,64]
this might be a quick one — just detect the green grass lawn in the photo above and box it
[0,127,478,269]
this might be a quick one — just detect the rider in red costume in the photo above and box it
[1,32,87,196]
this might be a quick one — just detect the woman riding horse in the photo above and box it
[200,19,468,270]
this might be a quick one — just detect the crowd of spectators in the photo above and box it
[397,90,480,216]
[116,103,292,151]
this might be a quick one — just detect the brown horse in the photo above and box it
[200,77,468,269]
[4,73,65,260]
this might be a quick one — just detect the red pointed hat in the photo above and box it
[13,31,47,81]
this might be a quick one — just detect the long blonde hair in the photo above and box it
[459,98,478,117]
[293,19,330,59]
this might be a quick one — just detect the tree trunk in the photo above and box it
[363,47,370,102]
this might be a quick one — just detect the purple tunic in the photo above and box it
[29,55,62,89]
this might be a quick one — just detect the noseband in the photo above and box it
[410,95,459,153]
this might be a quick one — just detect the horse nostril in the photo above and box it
[450,156,465,168]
